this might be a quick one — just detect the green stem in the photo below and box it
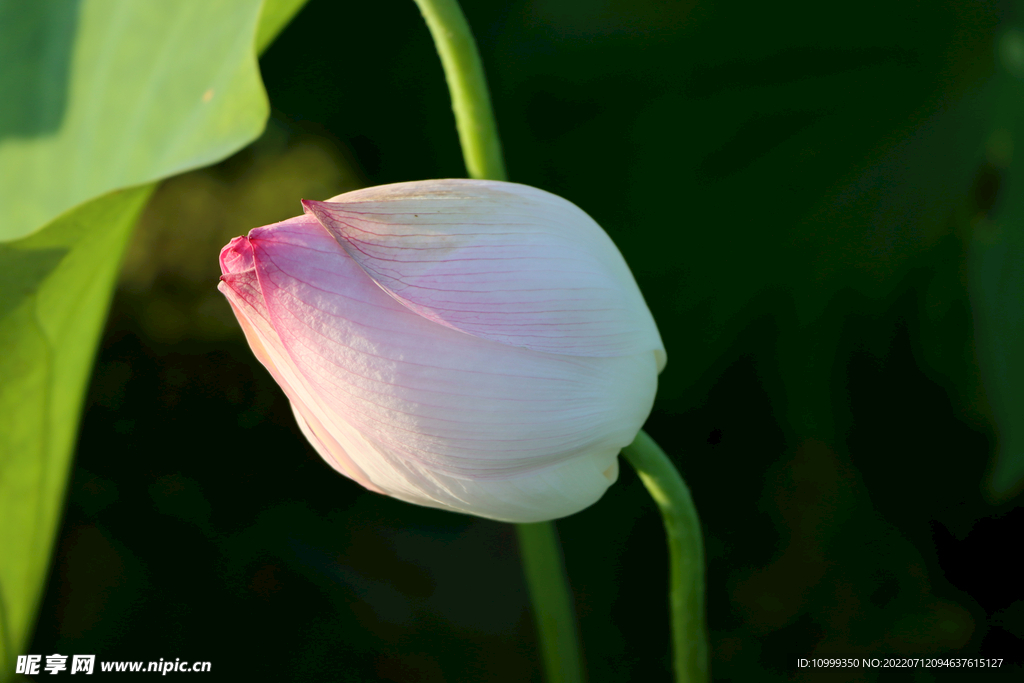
[515,524,585,683]
[411,0,506,180]
[411,2,582,681]
[621,430,708,683]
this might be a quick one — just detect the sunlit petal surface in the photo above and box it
[303,180,666,370]
[219,182,662,521]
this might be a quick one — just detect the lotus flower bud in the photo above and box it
[218,179,665,523]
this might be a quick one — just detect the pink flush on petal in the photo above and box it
[217,179,665,523]
[220,235,255,274]
[298,180,665,367]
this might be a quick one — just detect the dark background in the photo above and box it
[30,0,1024,680]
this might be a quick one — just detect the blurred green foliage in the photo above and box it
[0,1,270,242]
[0,187,152,675]
[2,0,1023,681]
[0,0,304,676]
[119,124,361,344]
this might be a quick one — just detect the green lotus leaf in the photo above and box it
[0,0,306,673]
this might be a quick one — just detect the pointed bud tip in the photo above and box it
[219,235,254,276]
[300,198,327,215]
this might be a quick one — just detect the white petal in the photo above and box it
[245,214,658,521]
[302,179,666,371]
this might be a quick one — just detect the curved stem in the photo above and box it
[411,2,581,681]
[411,0,506,181]
[621,430,708,683]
